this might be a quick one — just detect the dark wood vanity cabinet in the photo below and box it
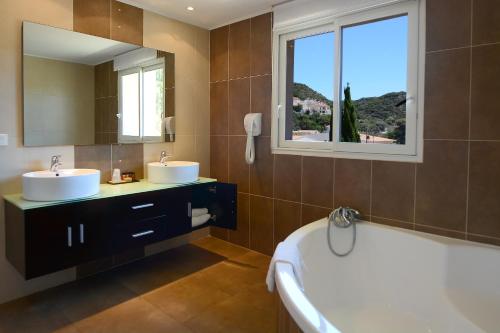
[5,182,236,280]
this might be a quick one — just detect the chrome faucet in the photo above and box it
[159,151,171,165]
[50,155,62,172]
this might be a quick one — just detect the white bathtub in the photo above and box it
[275,218,500,333]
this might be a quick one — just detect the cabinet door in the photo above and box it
[191,182,237,230]
[164,187,191,238]
[25,205,78,278]
[24,200,109,279]
[73,200,111,263]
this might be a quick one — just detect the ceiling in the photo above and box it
[23,22,139,65]
[118,0,285,29]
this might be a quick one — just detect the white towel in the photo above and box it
[192,213,211,228]
[266,242,304,293]
[192,208,208,218]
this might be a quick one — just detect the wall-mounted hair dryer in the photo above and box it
[244,113,262,165]
[164,116,175,141]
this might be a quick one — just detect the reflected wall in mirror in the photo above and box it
[23,22,175,147]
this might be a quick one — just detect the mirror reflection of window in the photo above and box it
[143,66,164,138]
[120,71,140,137]
[118,59,165,143]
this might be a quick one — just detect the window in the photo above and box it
[273,0,424,162]
[118,59,165,143]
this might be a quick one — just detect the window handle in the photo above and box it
[395,96,414,107]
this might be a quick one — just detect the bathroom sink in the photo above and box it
[148,161,199,184]
[22,169,100,201]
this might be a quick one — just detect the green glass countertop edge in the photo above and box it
[3,177,217,211]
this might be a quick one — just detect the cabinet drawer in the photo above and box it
[113,215,168,251]
[112,192,170,222]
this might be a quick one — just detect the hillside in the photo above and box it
[293,82,406,137]
[293,83,333,109]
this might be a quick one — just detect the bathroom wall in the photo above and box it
[24,55,95,146]
[209,0,500,252]
[0,0,210,304]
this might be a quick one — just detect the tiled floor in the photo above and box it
[0,237,277,333]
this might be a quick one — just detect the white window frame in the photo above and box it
[272,0,425,162]
[118,58,165,144]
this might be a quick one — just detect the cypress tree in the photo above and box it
[341,84,361,143]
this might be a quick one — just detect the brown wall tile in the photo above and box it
[415,224,466,240]
[250,137,274,197]
[74,145,112,183]
[251,75,272,136]
[210,136,228,182]
[229,193,250,247]
[228,78,250,135]
[371,161,415,222]
[468,141,500,239]
[110,0,143,46]
[301,204,330,226]
[210,26,229,82]
[250,13,272,76]
[424,48,470,140]
[302,157,333,208]
[73,0,110,38]
[229,19,251,79]
[274,155,302,202]
[472,0,500,45]
[274,200,301,246]
[470,44,500,140]
[228,136,249,193]
[467,234,500,247]
[416,141,468,231]
[111,144,144,180]
[249,195,274,255]
[95,62,109,98]
[334,159,371,216]
[371,216,413,230]
[426,0,471,51]
[210,82,228,135]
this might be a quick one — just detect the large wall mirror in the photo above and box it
[22,22,175,147]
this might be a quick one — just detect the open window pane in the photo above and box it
[120,72,140,137]
[143,67,164,137]
[340,15,408,145]
[285,31,334,142]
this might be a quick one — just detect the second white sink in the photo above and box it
[148,161,199,184]
[22,169,100,201]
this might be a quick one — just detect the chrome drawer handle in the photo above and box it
[188,202,192,217]
[132,230,155,238]
[131,203,154,210]
[80,224,85,244]
[67,226,72,247]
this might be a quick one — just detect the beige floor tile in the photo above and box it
[142,278,232,323]
[184,292,277,333]
[72,298,192,333]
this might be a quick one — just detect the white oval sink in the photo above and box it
[148,161,199,184]
[22,169,100,201]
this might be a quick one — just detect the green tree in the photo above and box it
[387,118,406,144]
[341,84,361,143]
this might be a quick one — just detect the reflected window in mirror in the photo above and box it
[118,59,165,143]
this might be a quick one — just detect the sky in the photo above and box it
[293,15,408,101]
